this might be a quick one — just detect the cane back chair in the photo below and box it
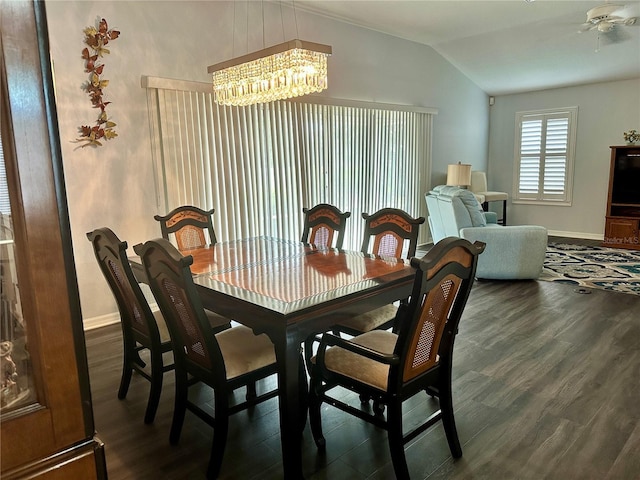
[134,238,281,479]
[309,237,485,479]
[87,227,231,424]
[333,208,425,337]
[301,203,351,250]
[154,205,217,251]
[86,227,174,424]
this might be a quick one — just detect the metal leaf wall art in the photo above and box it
[75,18,120,148]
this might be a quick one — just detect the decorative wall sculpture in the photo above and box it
[75,18,120,148]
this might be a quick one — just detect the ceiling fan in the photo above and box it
[578,3,638,49]
[580,3,636,33]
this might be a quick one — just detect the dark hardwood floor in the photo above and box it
[86,252,640,479]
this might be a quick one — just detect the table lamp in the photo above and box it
[446,162,472,187]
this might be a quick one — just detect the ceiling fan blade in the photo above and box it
[600,26,632,44]
[578,22,596,33]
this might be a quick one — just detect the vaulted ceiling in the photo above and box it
[298,0,640,95]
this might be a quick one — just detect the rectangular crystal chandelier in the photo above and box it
[207,39,331,107]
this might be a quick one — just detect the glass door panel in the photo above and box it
[0,130,35,414]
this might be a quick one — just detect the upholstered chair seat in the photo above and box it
[215,326,276,380]
[320,329,396,390]
[332,304,399,338]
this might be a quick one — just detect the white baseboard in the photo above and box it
[83,312,120,331]
[83,302,160,331]
[547,230,604,241]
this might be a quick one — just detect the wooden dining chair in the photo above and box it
[87,227,231,424]
[133,238,281,479]
[333,207,425,336]
[154,205,217,251]
[87,227,174,424]
[308,237,485,479]
[301,203,351,249]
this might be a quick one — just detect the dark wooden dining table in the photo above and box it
[131,236,416,479]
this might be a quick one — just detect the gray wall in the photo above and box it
[488,77,640,238]
[44,1,489,327]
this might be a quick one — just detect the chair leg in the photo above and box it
[502,199,507,226]
[144,349,164,424]
[169,369,189,445]
[206,395,229,480]
[303,335,315,376]
[298,353,309,432]
[118,345,134,399]
[308,375,326,448]
[439,381,462,458]
[245,382,257,401]
[387,400,410,480]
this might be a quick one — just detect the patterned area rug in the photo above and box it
[540,243,640,295]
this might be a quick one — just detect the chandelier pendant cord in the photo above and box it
[293,0,300,38]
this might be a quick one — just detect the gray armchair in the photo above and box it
[425,185,547,280]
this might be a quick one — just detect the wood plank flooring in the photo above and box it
[85,262,640,479]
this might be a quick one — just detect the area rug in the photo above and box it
[540,243,640,296]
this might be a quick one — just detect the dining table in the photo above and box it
[130,235,416,479]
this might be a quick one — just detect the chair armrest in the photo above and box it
[316,333,400,366]
[458,225,548,280]
[459,225,547,244]
[484,212,498,224]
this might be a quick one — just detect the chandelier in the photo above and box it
[207,39,332,107]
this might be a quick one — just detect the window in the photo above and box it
[143,77,435,250]
[513,107,577,205]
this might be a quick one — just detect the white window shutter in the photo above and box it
[514,108,577,204]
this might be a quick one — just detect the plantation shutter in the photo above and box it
[515,107,577,204]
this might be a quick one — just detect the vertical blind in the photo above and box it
[144,77,435,250]
[0,131,10,215]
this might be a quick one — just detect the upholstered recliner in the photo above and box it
[425,185,547,280]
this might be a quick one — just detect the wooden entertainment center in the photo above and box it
[603,145,640,250]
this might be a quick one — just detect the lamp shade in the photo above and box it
[446,163,472,187]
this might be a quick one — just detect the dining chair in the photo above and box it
[308,237,485,479]
[86,227,231,424]
[87,227,174,424]
[154,205,217,251]
[300,203,351,249]
[133,238,281,479]
[333,207,425,337]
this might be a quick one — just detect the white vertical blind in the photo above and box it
[0,130,10,215]
[144,77,434,250]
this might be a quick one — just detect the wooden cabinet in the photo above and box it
[603,145,640,250]
[1,2,106,478]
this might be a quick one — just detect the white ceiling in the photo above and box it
[298,0,640,95]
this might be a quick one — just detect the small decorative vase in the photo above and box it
[623,130,639,145]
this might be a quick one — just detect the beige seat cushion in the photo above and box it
[335,304,398,333]
[204,309,232,331]
[322,329,398,391]
[152,310,172,344]
[216,326,276,380]
[482,191,508,202]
